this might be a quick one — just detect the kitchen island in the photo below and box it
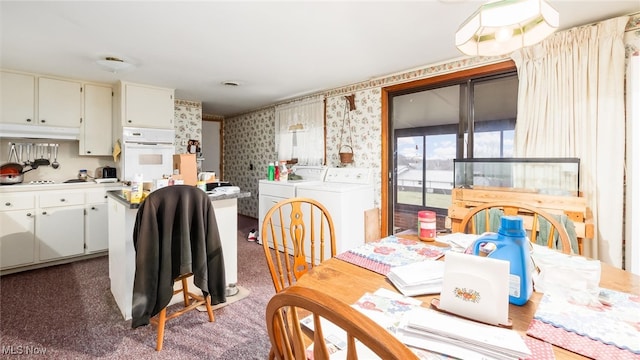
[106,188,250,321]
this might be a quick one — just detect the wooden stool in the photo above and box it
[150,273,215,351]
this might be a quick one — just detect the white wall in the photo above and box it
[202,120,221,177]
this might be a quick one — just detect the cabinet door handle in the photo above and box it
[4,202,10,207]
[26,119,32,123]
[128,119,133,123]
[26,213,32,217]
[60,198,66,202]
[40,119,46,123]
[42,211,47,215]
[91,206,96,210]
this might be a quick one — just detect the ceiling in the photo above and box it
[1,1,638,117]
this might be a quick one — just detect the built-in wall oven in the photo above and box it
[121,127,175,182]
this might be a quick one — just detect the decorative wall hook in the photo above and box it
[345,94,356,111]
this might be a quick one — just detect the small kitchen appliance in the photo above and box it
[96,166,117,179]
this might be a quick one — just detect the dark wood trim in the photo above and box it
[381,86,390,235]
[202,117,224,181]
[380,60,516,236]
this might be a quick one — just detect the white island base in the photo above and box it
[107,191,247,320]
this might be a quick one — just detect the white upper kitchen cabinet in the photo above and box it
[81,83,113,156]
[115,81,174,129]
[38,77,83,128]
[0,71,36,125]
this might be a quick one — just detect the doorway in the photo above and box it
[202,117,223,181]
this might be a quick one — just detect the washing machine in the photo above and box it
[258,165,327,244]
[296,167,374,254]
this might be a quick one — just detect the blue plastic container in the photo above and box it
[472,216,533,306]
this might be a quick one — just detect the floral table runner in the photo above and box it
[336,236,448,275]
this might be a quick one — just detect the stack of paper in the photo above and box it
[300,289,433,359]
[398,307,531,360]
[436,232,481,252]
[386,261,445,296]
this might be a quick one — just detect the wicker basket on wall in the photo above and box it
[339,145,353,164]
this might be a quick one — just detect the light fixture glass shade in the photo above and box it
[96,57,133,73]
[288,123,304,131]
[455,0,559,56]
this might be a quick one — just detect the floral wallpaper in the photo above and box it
[624,13,640,57]
[223,110,275,216]
[174,100,202,154]
[325,89,383,206]
[216,13,640,219]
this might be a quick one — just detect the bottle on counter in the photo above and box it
[279,161,288,182]
[130,174,144,204]
[267,162,275,181]
[274,161,280,181]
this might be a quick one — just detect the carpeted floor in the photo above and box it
[0,215,274,359]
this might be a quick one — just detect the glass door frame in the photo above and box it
[380,61,516,236]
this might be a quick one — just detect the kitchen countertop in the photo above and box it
[106,188,251,209]
[0,180,123,193]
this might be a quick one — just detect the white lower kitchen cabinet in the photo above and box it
[0,193,36,269]
[85,203,108,252]
[0,183,120,274]
[85,188,111,253]
[37,206,85,261]
[37,191,85,261]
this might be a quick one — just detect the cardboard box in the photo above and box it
[173,154,197,186]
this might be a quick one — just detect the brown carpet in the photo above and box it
[0,215,275,359]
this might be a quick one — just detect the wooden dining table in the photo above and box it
[291,239,640,359]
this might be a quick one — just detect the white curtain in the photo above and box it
[274,96,325,165]
[626,55,640,275]
[511,16,628,267]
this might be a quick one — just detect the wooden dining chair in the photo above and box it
[266,286,419,360]
[459,201,574,254]
[261,197,337,293]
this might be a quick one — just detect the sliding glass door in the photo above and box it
[388,70,518,234]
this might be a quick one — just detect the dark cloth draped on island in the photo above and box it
[131,185,226,328]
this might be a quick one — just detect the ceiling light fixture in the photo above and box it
[455,0,559,56]
[96,56,133,73]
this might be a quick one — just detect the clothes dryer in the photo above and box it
[296,167,374,256]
